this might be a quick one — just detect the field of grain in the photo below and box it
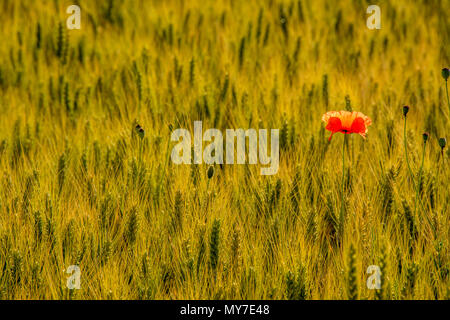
[0,0,448,300]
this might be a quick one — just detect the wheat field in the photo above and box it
[0,0,448,300]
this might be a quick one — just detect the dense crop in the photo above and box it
[0,0,448,299]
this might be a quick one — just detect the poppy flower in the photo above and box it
[322,111,372,141]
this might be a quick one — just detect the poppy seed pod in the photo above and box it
[403,106,410,117]
[439,137,447,149]
[138,128,145,139]
[135,124,145,139]
[422,132,429,143]
[442,68,450,81]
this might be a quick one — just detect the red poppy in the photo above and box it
[322,111,372,141]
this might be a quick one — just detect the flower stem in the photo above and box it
[340,135,346,233]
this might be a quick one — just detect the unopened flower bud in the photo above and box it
[135,124,145,139]
[422,132,429,143]
[138,128,145,139]
[207,166,214,179]
[438,137,447,149]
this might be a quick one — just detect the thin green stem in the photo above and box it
[415,142,426,216]
[404,117,421,217]
[445,79,450,116]
[404,117,417,189]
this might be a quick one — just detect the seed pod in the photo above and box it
[207,166,214,179]
[137,128,144,139]
[442,68,449,81]
[438,137,446,149]
[402,105,410,117]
